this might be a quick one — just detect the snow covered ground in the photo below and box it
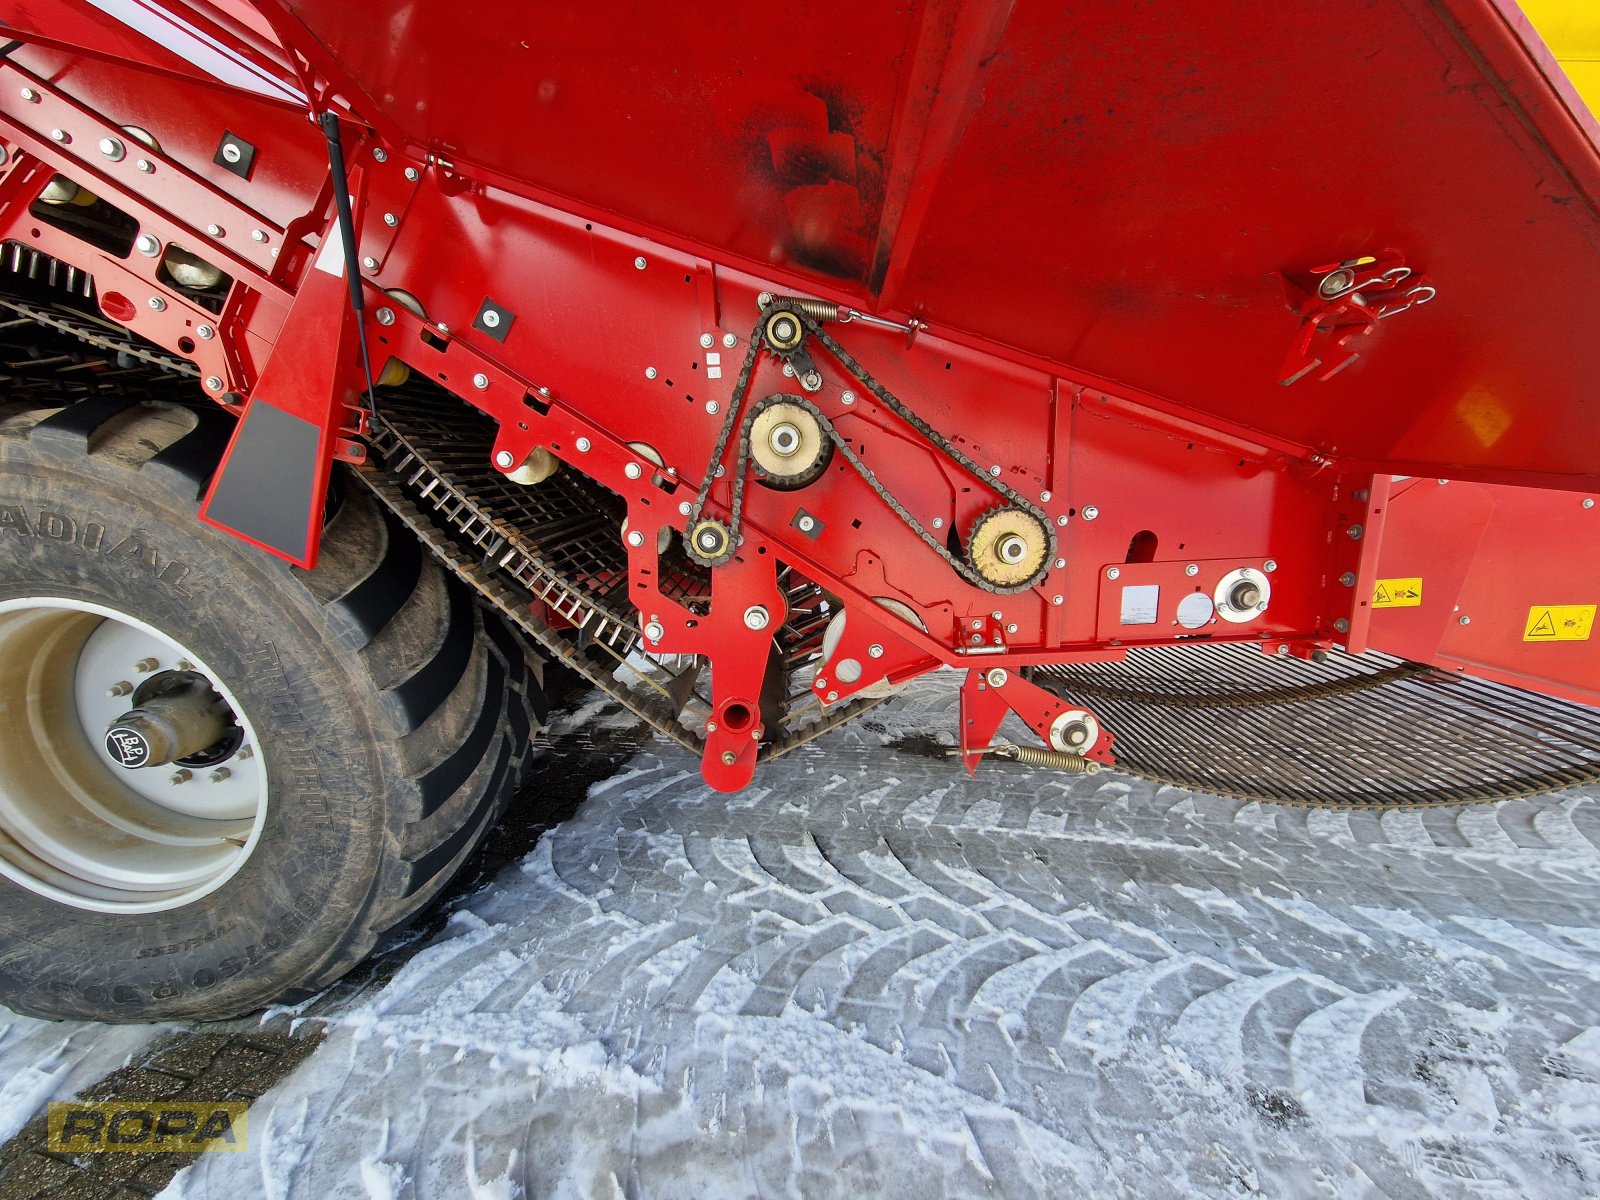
[8,678,1600,1198]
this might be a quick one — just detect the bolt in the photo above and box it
[576,437,592,452]
[797,514,817,533]
[133,657,159,673]
[372,147,388,162]
[1318,268,1356,298]
[626,530,645,548]
[1347,523,1366,540]
[867,643,884,659]
[1584,498,1595,509]
[758,291,774,307]
[1051,594,1064,606]
[826,690,838,703]
[20,87,39,102]
[1054,558,1066,569]
[970,633,983,645]
[106,680,134,698]
[362,256,378,271]
[841,390,855,406]
[1184,563,1199,577]
[375,307,395,326]
[494,450,515,469]
[1264,559,1278,573]
[743,606,770,630]
[208,767,231,783]
[1081,505,1099,521]
[1437,479,1450,486]
[437,322,449,333]
[706,400,720,415]
[644,621,665,642]
[170,769,192,785]
[1040,490,1052,503]
[986,668,1008,687]
[678,501,692,516]
[135,234,161,257]
[707,721,718,732]
[1056,515,1069,527]
[136,159,153,173]
[720,751,738,766]
[197,324,215,340]
[972,619,985,630]
[204,376,223,392]
[99,136,125,161]
[699,333,715,348]
[620,463,643,483]
[781,363,796,377]
[49,129,68,143]
[1334,618,1350,633]
[469,373,489,391]
[815,679,827,690]
[1106,567,1120,580]
[222,143,242,163]
[634,256,648,270]
[722,333,737,348]
[989,465,1002,477]
[932,517,944,529]
[384,212,398,226]
[1339,572,1357,587]
[1352,489,1369,501]
[206,223,223,237]
[405,166,420,181]
[481,309,501,328]
[1459,615,1471,626]
[148,296,166,312]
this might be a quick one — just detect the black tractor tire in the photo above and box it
[0,396,543,1021]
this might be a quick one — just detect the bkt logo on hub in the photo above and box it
[104,727,151,768]
[47,1101,248,1152]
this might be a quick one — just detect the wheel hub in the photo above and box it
[0,598,268,913]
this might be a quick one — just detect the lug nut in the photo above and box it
[106,680,134,698]
[208,767,231,783]
[170,769,192,785]
[133,658,159,673]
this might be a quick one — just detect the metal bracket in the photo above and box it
[1278,249,1437,385]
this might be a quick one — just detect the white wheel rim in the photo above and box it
[0,597,269,914]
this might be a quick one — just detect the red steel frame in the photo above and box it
[0,1,1596,791]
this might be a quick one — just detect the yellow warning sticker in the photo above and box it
[1372,578,1424,608]
[1524,605,1597,642]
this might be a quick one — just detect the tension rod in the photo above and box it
[319,111,378,420]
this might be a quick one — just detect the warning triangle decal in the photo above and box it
[1529,611,1558,639]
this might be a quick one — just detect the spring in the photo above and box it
[994,744,1102,773]
[769,295,841,323]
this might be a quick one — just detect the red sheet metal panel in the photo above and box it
[257,0,1600,493]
